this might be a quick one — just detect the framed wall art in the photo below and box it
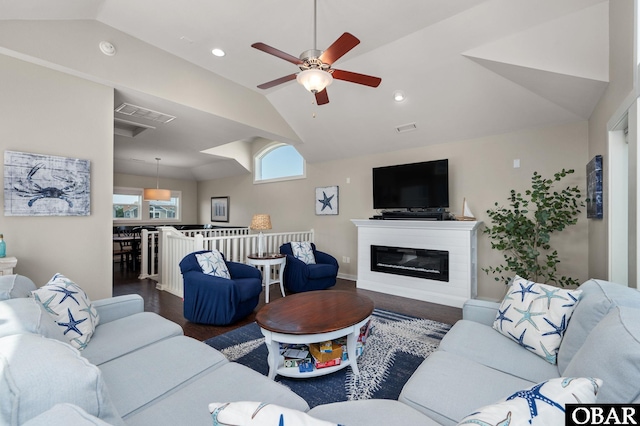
[211,196,229,222]
[315,185,339,215]
[4,150,90,216]
[586,154,603,219]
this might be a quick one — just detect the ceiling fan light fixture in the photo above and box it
[297,69,333,93]
[393,90,406,102]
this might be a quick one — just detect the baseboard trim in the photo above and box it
[337,272,357,281]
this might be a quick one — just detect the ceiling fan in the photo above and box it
[251,0,382,105]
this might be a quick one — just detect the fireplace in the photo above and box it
[352,220,480,308]
[370,245,449,282]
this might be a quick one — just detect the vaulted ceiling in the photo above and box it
[0,0,609,180]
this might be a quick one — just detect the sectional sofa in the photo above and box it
[2,275,639,425]
[310,278,640,425]
[0,275,308,425]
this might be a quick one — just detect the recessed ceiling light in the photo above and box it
[211,48,225,57]
[393,90,406,102]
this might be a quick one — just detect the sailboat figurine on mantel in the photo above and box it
[456,198,476,221]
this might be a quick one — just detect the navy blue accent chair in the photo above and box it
[179,250,263,325]
[279,243,339,293]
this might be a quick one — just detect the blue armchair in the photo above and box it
[279,243,339,293]
[179,250,263,325]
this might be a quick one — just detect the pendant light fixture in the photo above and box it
[143,158,171,201]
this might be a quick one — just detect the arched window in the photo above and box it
[254,143,306,183]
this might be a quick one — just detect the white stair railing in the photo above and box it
[138,227,250,281]
[156,228,314,297]
[139,229,159,279]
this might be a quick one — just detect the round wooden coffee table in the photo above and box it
[256,290,374,379]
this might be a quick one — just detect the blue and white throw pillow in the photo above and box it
[209,401,339,426]
[457,377,602,426]
[291,242,316,264]
[493,275,582,364]
[196,250,231,279]
[31,273,100,350]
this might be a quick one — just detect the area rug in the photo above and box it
[204,309,451,408]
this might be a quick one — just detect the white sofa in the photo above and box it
[0,275,308,425]
[3,275,639,425]
[309,279,640,425]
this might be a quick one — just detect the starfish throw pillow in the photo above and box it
[291,242,316,265]
[31,273,100,350]
[493,275,582,364]
[196,250,231,279]
[209,401,338,426]
[457,377,602,426]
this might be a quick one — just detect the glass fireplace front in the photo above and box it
[370,245,449,282]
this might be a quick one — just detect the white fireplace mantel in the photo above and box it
[351,219,482,308]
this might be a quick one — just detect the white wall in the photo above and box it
[0,55,114,299]
[588,0,635,282]
[198,121,589,300]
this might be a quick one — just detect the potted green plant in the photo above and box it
[483,169,584,287]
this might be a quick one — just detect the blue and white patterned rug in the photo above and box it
[204,309,451,408]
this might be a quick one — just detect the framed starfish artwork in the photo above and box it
[315,186,338,215]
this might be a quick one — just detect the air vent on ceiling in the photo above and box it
[115,103,176,124]
[114,117,156,138]
[395,122,417,133]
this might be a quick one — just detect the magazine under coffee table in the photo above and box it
[255,290,374,380]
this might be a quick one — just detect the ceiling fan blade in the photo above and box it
[257,74,298,90]
[332,69,382,88]
[319,32,360,65]
[251,42,303,65]
[315,89,329,105]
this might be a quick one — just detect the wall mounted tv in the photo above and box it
[372,159,449,210]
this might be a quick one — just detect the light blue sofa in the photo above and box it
[309,279,640,425]
[4,275,639,425]
[0,275,308,425]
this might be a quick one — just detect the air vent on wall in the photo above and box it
[395,122,417,133]
[114,117,156,138]
[115,103,176,124]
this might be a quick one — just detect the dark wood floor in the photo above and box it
[112,263,462,341]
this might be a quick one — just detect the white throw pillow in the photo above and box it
[196,250,231,279]
[493,275,581,364]
[0,334,123,425]
[209,401,337,426]
[31,273,100,350]
[458,377,602,426]
[291,242,316,264]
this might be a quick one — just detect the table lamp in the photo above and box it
[250,214,272,257]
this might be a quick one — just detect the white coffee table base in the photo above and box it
[260,315,370,380]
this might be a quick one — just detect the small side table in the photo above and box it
[247,253,286,303]
[0,256,17,276]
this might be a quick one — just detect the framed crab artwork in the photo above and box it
[4,150,90,216]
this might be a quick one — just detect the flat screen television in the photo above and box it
[372,159,449,210]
